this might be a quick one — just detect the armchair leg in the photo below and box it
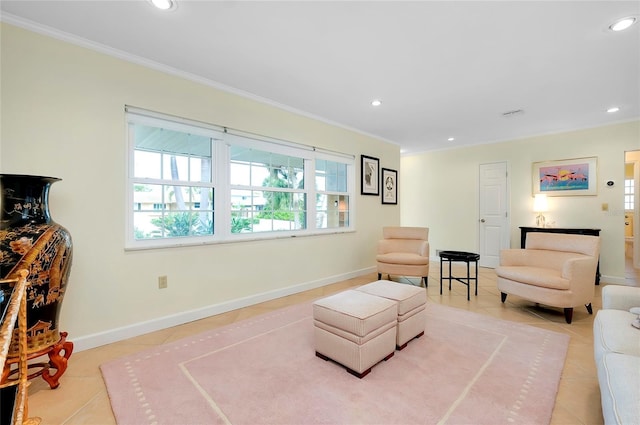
[585,303,593,315]
[500,292,507,303]
[423,276,428,287]
[564,308,574,324]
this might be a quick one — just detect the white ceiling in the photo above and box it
[1,1,639,154]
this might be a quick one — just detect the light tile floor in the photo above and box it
[24,263,639,425]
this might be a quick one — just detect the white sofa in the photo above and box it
[593,285,640,424]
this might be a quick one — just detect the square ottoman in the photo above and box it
[356,280,427,350]
[313,290,397,378]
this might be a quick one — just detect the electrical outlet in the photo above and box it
[158,275,168,289]
[602,203,609,211]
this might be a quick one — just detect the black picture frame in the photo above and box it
[361,155,380,195]
[381,168,397,205]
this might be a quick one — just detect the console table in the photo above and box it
[519,226,601,284]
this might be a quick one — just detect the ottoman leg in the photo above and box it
[316,351,395,379]
[347,351,394,379]
[396,331,425,350]
[348,367,372,379]
[316,352,331,361]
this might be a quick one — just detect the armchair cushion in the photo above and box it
[376,252,429,266]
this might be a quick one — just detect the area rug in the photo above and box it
[101,301,570,425]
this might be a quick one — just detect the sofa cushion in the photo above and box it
[594,309,640,363]
[494,265,569,290]
[499,250,592,273]
[526,232,600,257]
[597,352,640,425]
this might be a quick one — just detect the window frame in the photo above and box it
[125,108,356,250]
[625,178,635,211]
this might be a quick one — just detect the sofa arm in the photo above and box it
[499,249,529,266]
[602,285,640,311]
[561,256,597,281]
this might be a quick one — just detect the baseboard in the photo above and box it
[599,274,630,285]
[72,267,376,352]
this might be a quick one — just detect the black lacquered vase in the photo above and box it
[0,174,73,356]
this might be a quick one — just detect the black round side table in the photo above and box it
[438,251,480,301]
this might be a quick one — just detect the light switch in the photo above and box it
[602,203,609,211]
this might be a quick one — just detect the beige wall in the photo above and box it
[401,120,640,284]
[0,24,401,350]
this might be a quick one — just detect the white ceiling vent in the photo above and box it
[502,109,524,118]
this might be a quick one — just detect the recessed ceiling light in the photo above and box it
[447,137,455,142]
[149,0,176,11]
[609,17,636,31]
[371,99,382,107]
[607,106,620,113]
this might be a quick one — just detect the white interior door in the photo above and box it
[479,162,510,268]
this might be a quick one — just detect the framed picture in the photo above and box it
[381,168,398,204]
[361,155,380,195]
[532,157,597,196]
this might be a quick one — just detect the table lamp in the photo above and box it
[533,194,548,228]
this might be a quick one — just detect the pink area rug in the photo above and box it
[101,301,569,425]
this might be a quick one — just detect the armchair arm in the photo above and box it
[602,285,640,311]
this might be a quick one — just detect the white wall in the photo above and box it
[0,24,401,350]
[401,120,640,284]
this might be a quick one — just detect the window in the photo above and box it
[230,146,307,233]
[126,108,355,249]
[129,119,216,245]
[315,159,350,229]
[625,178,634,210]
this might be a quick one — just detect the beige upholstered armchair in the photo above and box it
[376,227,430,287]
[495,232,600,324]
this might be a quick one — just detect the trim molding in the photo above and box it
[0,13,396,147]
[72,267,376,352]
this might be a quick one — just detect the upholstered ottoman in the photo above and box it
[313,290,397,378]
[356,280,427,350]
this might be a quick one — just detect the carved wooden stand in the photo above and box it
[1,270,41,424]
[1,332,73,390]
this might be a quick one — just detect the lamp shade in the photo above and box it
[533,194,548,212]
